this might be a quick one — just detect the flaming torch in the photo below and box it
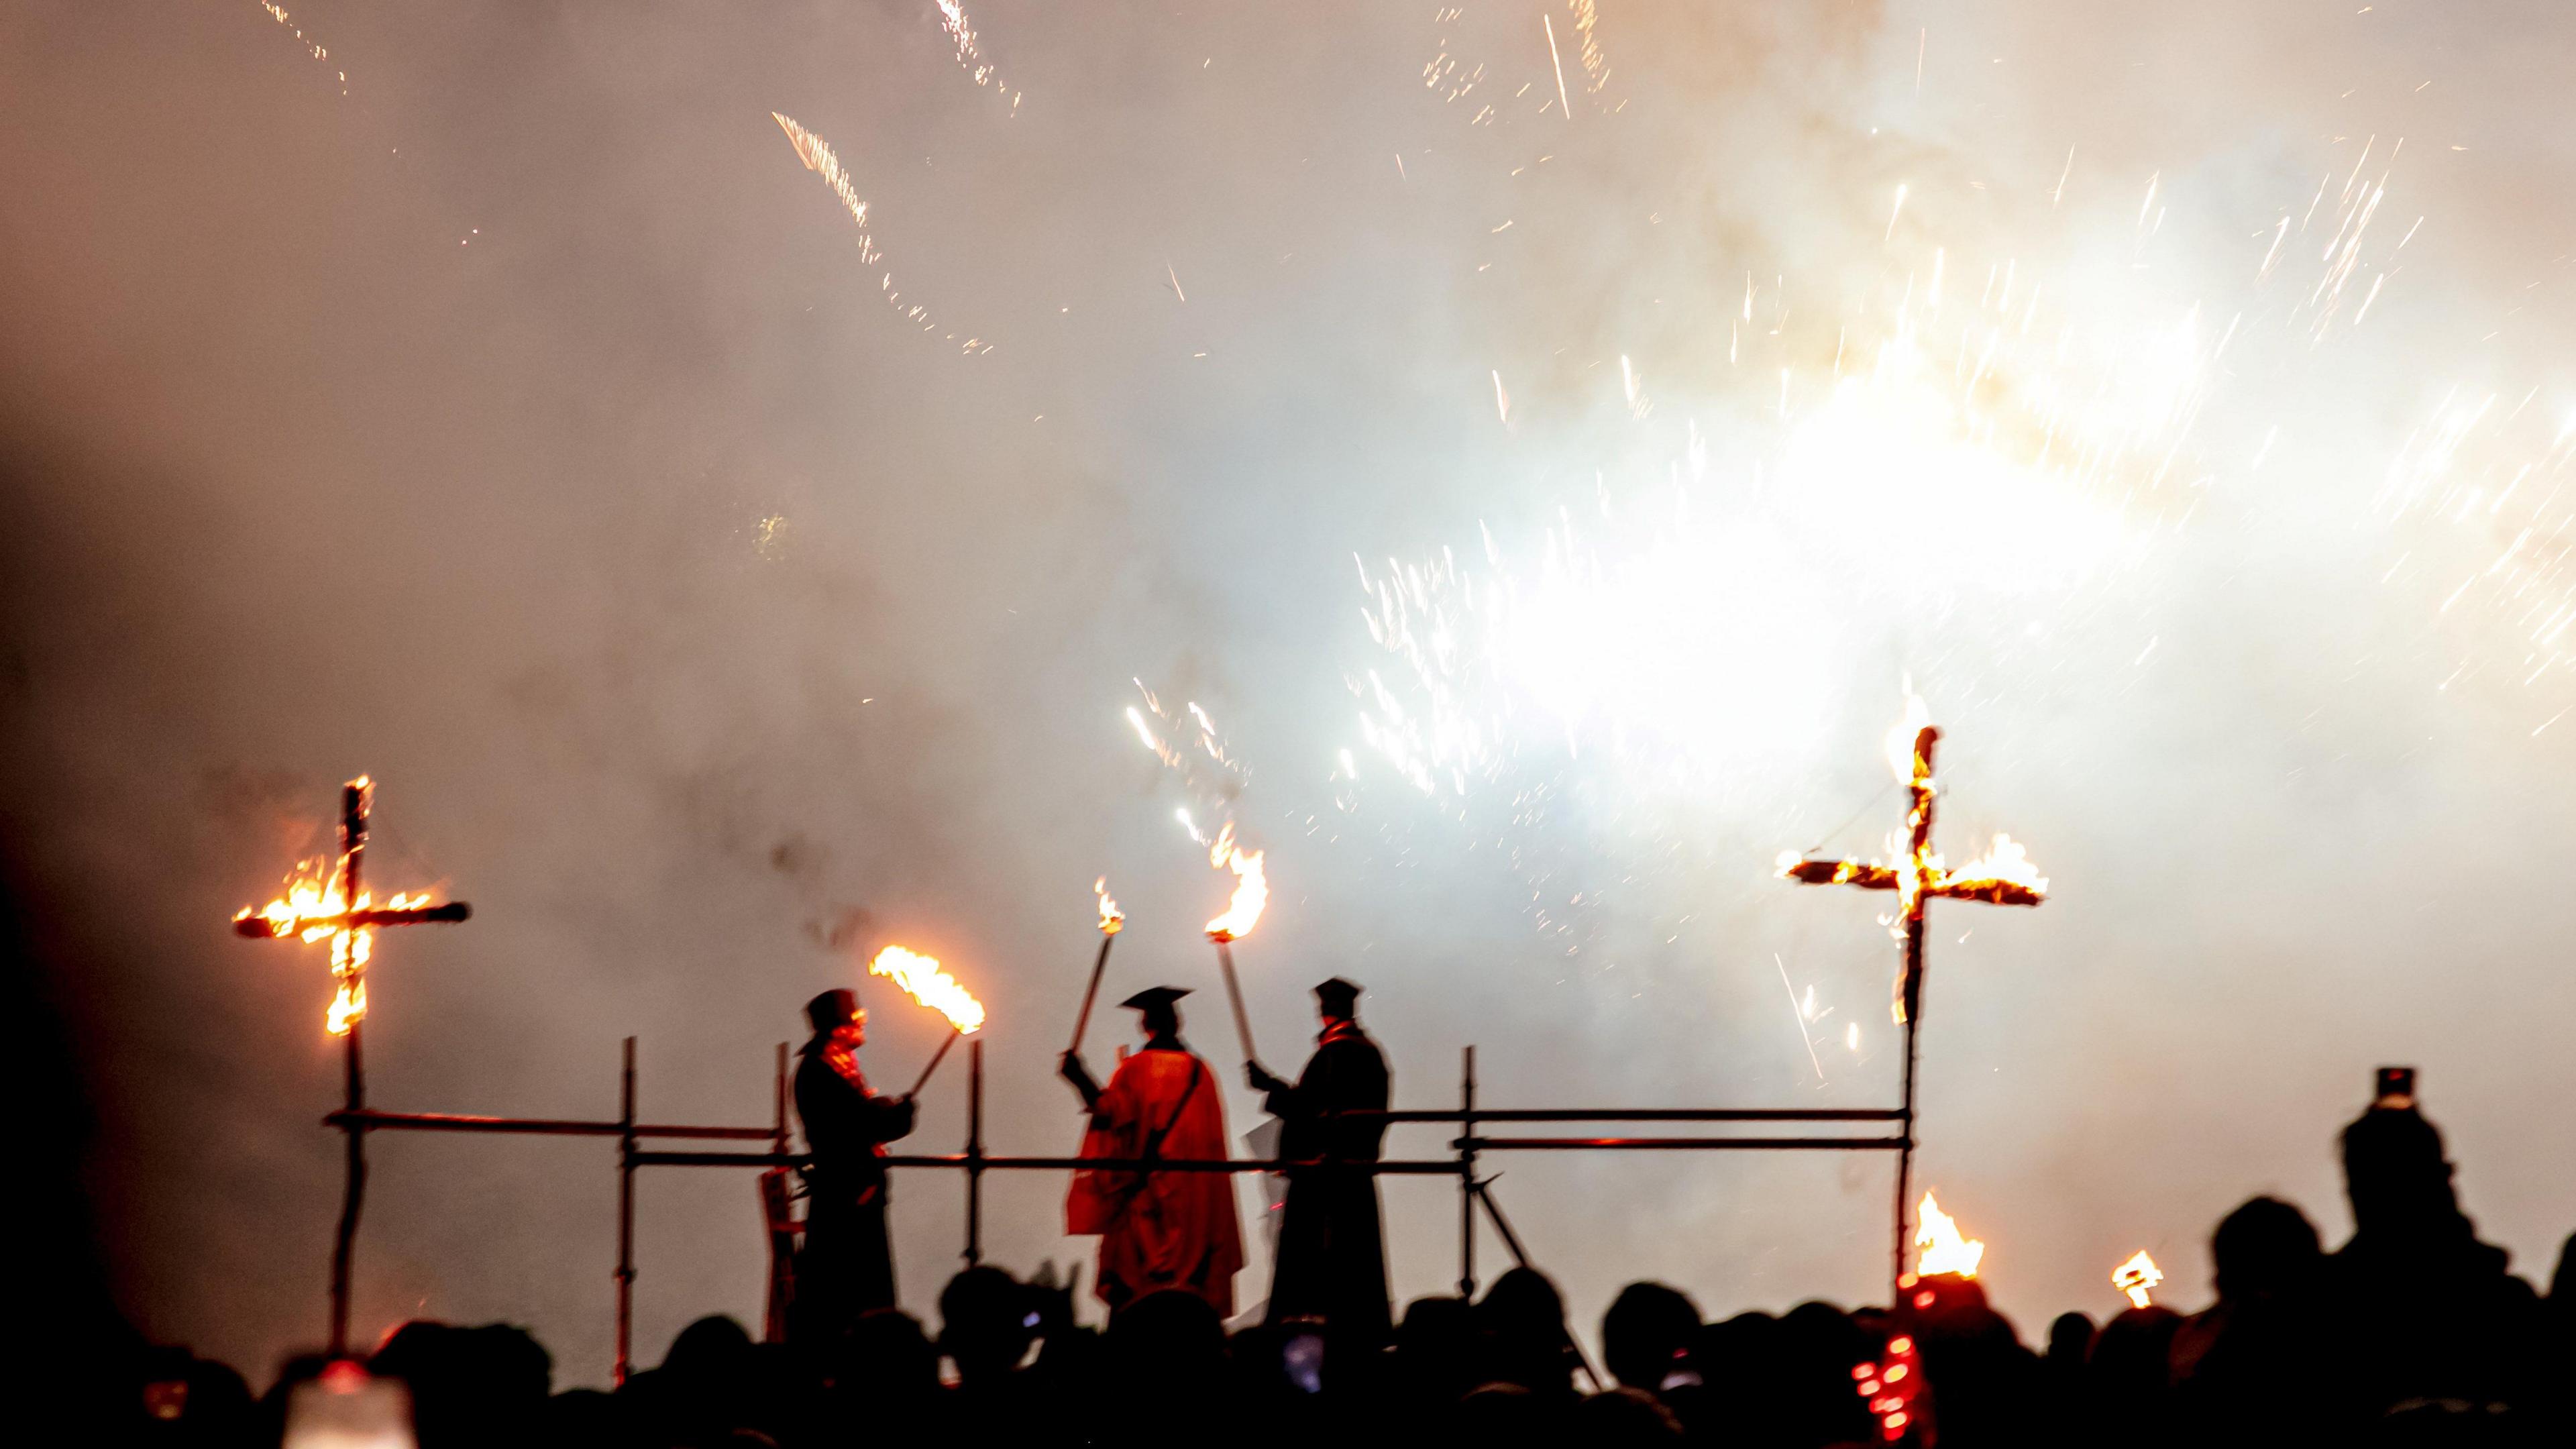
[1203,822,1269,1068]
[1912,1189,1986,1281]
[2110,1250,2163,1310]
[867,945,985,1098]
[1067,877,1125,1053]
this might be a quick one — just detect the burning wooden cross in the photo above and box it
[233,776,470,1354]
[1778,697,2045,1293]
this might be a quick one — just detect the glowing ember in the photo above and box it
[1094,876,1125,936]
[2111,1249,2163,1309]
[1203,822,1270,941]
[867,945,986,1034]
[1913,1191,1985,1279]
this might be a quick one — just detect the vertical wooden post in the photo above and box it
[1456,1044,1478,1299]
[772,1042,789,1152]
[1892,727,1938,1297]
[963,1038,985,1265]
[327,780,370,1357]
[615,1036,637,1385]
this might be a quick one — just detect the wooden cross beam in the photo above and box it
[233,776,470,1355]
[1779,711,2044,1295]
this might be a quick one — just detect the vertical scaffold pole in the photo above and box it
[963,1038,985,1265]
[1456,1044,1478,1298]
[614,1036,637,1385]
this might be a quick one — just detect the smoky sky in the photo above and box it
[5,0,2575,1387]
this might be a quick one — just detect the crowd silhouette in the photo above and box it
[113,1091,2576,1447]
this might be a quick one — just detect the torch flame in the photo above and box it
[867,945,986,1034]
[1914,1190,1986,1279]
[1203,822,1269,941]
[1884,690,1933,783]
[1094,876,1125,936]
[2111,1250,2163,1309]
[237,857,400,1036]
[1946,833,2049,896]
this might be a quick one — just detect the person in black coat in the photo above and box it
[790,988,917,1344]
[1247,977,1392,1343]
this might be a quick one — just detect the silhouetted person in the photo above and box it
[1246,975,1393,1341]
[1601,1281,1700,1399]
[2086,1305,2183,1449]
[1474,1266,1581,1412]
[936,1267,1040,1440]
[1899,1276,2043,1449]
[370,1321,551,1449]
[2170,1195,2326,1445]
[791,988,917,1344]
[2323,1100,2548,1422]
[1062,986,1246,1317]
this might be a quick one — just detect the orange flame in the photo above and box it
[1914,1190,1986,1279]
[1202,822,1269,941]
[235,859,435,1036]
[2110,1249,2162,1309]
[867,945,985,1033]
[1094,877,1125,936]
[1946,834,2049,896]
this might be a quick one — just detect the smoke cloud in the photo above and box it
[3,1,2572,1384]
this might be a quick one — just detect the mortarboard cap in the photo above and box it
[1120,985,1192,1011]
[1313,977,1361,1012]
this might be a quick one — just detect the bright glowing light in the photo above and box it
[1203,822,1270,941]
[1094,877,1125,936]
[1914,1190,1986,1278]
[2111,1249,2163,1309]
[867,945,985,1033]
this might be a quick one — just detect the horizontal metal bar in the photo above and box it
[629,1151,1475,1174]
[325,1110,775,1141]
[1373,1108,1904,1124]
[1459,1136,1911,1152]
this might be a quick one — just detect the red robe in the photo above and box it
[1065,1044,1245,1318]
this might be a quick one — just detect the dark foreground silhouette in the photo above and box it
[113,1095,2576,1447]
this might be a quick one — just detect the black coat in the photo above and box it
[790,1036,916,1334]
[794,1038,916,1203]
[1260,1022,1391,1339]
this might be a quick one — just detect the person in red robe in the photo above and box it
[1059,986,1245,1318]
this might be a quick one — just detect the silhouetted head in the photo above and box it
[2339,1106,2459,1237]
[2211,1195,2321,1301]
[661,1315,753,1383]
[2045,1311,2094,1367]
[1121,985,1188,1041]
[1477,1267,1576,1394]
[938,1266,1036,1384]
[1601,1281,1700,1391]
[2086,1305,2183,1400]
[842,1309,938,1400]
[804,989,858,1036]
[1313,976,1360,1024]
[1394,1295,1476,1401]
